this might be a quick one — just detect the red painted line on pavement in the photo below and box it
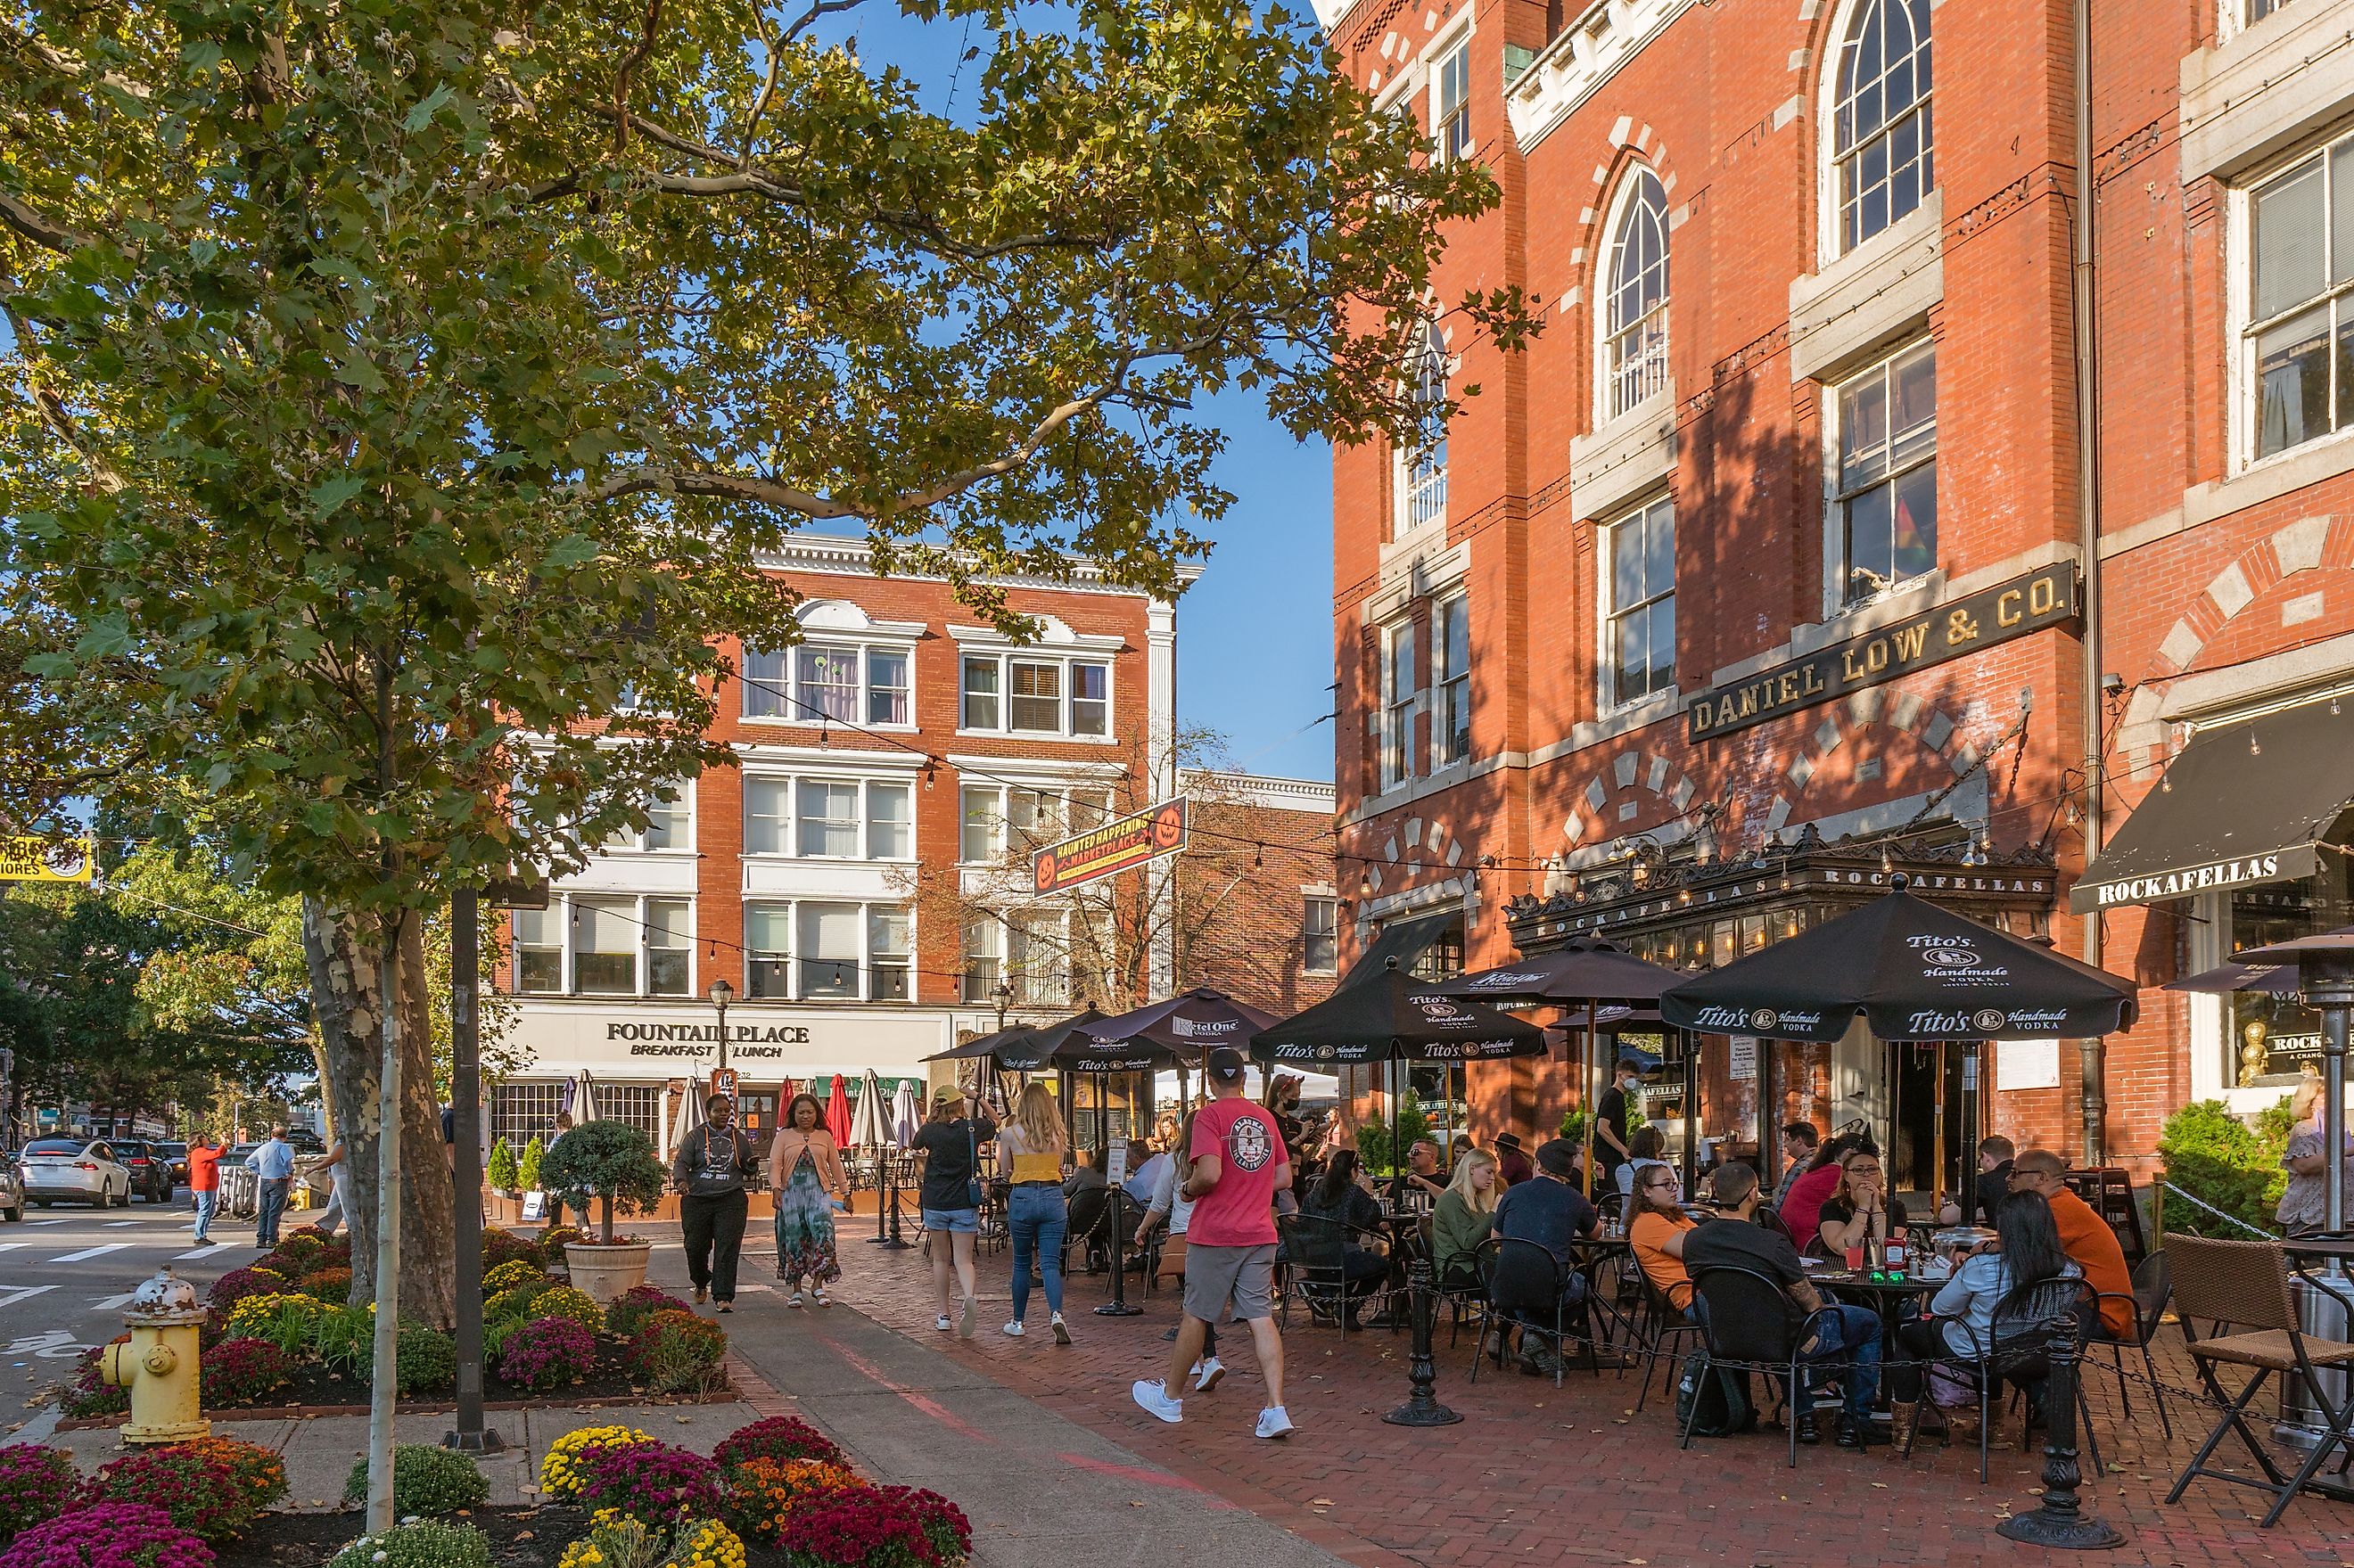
[1053,1451,1238,1508]
[811,1328,992,1444]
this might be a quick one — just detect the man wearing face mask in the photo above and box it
[672,1095,760,1309]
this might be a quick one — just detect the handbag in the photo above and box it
[965,1121,984,1211]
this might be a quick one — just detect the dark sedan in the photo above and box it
[112,1140,176,1203]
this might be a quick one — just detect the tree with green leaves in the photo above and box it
[0,0,1529,1346]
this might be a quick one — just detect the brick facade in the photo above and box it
[1323,0,2354,1181]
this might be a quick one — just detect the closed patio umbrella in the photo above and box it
[2169,925,2354,996]
[851,1070,890,1147]
[890,1080,922,1147]
[824,1074,854,1146]
[668,1084,705,1150]
[574,1071,600,1126]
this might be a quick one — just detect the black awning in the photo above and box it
[1339,907,1461,989]
[2071,696,2354,914]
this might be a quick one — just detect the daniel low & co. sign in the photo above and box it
[1687,562,2080,743]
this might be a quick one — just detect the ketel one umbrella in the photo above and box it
[1660,882,2138,1042]
[1253,963,1548,1067]
[1080,989,1283,1071]
[920,1022,1043,1065]
[1437,936,1687,1007]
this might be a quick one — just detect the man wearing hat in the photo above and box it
[1492,1132,1532,1188]
[1133,1047,1296,1440]
[1488,1137,1626,1375]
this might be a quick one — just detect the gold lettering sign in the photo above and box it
[1686,563,2081,743]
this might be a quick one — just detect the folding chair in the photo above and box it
[1278,1212,1395,1331]
[1903,1277,2104,1483]
[1683,1262,1843,1468]
[1631,1272,1705,1413]
[2093,1249,2173,1440]
[1469,1237,1576,1387]
[2165,1236,2354,1528]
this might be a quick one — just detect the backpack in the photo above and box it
[1675,1349,1758,1437]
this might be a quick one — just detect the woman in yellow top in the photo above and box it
[996,1082,1074,1344]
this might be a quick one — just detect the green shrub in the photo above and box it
[2160,1098,2280,1238]
[226,1293,326,1356]
[309,1303,376,1379]
[397,1324,457,1395]
[327,1521,491,1568]
[482,1258,547,1294]
[486,1139,518,1193]
[483,1280,556,1326]
[518,1136,545,1194]
[626,1310,728,1395]
[539,1121,667,1242]
[340,1445,489,1516]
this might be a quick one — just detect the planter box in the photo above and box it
[564,1239,653,1302]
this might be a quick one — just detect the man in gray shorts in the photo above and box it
[1132,1047,1295,1439]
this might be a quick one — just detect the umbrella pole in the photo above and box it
[1098,1067,1140,1318]
[1582,1001,1598,1200]
[1680,1028,1697,1190]
[1932,1040,1947,1219]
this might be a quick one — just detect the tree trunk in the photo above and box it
[301,898,457,1327]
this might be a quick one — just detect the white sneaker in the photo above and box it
[1192,1356,1226,1392]
[959,1296,976,1338]
[935,1314,953,1333]
[1255,1406,1296,1440]
[1050,1313,1072,1345]
[1132,1380,1184,1424]
[1002,1319,1025,1337]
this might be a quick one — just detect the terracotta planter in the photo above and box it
[564,1239,652,1302]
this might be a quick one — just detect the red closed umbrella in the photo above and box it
[824,1074,853,1145]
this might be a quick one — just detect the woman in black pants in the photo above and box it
[672,1095,760,1309]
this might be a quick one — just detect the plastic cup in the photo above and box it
[1844,1244,1865,1271]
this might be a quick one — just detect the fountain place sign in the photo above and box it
[1685,563,2080,743]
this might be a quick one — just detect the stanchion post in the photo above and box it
[1996,1315,2122,1549]
[1095,1186,1141,1316]
[883,1156,910,1250]
[1383,1259,1463,1427]
[868,1153,890,1244]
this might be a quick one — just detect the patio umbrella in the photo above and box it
[851,1070,890,1147]
[2169,926,2354,996]
[668,1084,705,1151]
[889,1080,922,1146]
[2231,931,2354,1232]
[1254,961,1546,1175]
[574,1071,601,1126]
[1082,989,1281,1064]
[921,1023,1042,1063]
[824,1074,853,1146]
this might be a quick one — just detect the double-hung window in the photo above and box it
[636,784,690,851]
[1434,41,1471,162]
[1833,341,1938,604]
[1379,621,1418,792]
[868,908,912,1001]
[745,905,792,999]
[961,920,1002,1001]
[798,902,862,999]
[867,649,910,726]
[960,786,1005,864]
[2249,135,2354,460]
[1008,914,1069,1007]
[1605,498,1676,708]
[868,783,912,859]
[514,894,691,997]
[1398,323,1449,537]
[514,907,563,993]
[1009,661,1063,733]
[570,899,636,995]
[1430,593,1470,769]
[960,653,1113,737]
[795,780,860,858]
[1304,897,1339,974]
[1831,0,1933,253]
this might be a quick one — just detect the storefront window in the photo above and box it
[2230,873,2350,1086]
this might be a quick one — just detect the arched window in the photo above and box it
[1603,168,1670,419]
[1831,0,1933,254]
[1398,321,1449,536]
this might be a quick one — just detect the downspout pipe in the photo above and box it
[2073,0,2107,1167]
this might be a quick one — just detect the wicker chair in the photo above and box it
[2163,1236,2354,1529]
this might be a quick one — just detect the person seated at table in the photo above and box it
[1885,1187,2079,1451]
[1121,1138,1161,1207]
[1063,1146,1107,1200]
[1775,1132,1856,1242]
[2007,1149,2133,1341]
[1680,1162,1886,1448]
[1814,1145,1909,1260]
[1491,1137,1625,1375]
[1388,1138,1448,1206]
[1972,1136,2016,1227]
[1296,1149,1390,1326]
[1626,1163,1694,1316]
[1432,1148,1500,1288]
[1615,1125,1670,1199]
[1493,1132,1533,1188]
[1772,1122,1821,1209]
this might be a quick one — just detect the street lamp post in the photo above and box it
[708,978,734,1079]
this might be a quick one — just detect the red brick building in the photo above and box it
[1323,0,2354,1188]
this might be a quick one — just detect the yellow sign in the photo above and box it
[0,837,94,883]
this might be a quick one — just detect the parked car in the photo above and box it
[112,1140,175,1203]
[0,1159,26,1222]
[154,1142,190,1186]
[20,1138,133,1208]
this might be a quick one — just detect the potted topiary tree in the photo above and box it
[486,1138,519,1197]
[538,1120,667,1301]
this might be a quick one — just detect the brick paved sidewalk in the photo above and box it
[772,1229,2354,1568]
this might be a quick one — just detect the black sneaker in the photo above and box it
[1796,1412,1823,1446]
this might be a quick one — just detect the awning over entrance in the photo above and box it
[2070,698,2354,914]
[1340,907,1461,989]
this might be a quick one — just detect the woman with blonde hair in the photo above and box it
[1430,1147,1499,1289]
[2279,1071,2351,1236]
[998,1081,1074,1343]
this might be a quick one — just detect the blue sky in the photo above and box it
[815,5,1339,784]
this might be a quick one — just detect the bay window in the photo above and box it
[745,774,919,861]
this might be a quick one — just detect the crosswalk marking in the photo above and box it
[0,1287,54,1311]
[92,1292,136,1311]
[104,1220,136,1228]
[173,1248,217,1260]
[29,1219,65,1227]
[49,1244,130,1264]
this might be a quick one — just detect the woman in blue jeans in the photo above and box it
[996,1082,1074,1344]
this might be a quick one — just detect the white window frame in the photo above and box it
[956,651,1116,740]
[1432,37,1471,162]
[512,893,696,999]
[961,918,1003,1002]
[743,773,919,863]
[741,641,919,731]
[2234,130,2354,470]
[1393,321,1451,540]
[1379,619,1420,792]
[1429,590,1471,771]
[957,784,1101,865]
[740,899,917,1004]
[1599,497,1677,712]
[1824,338,1939,612]
[1823,0,1934,260]
[1600,168,1671,423]
[613,780,692,853]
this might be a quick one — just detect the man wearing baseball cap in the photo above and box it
[1132,1046,1296,1439]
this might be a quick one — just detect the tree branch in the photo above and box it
[0,192,91,255]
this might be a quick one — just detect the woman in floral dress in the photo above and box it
[768,1093,849,1305]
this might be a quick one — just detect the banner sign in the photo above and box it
[1687,562,2079,742]
[1033,798,1188,895]
[0,837,94,883]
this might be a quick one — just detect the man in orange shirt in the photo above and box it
[2011,1150,2135,1340]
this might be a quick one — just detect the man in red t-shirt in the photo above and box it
[1132,1047,1295,1439]
[186,1137,224,1245]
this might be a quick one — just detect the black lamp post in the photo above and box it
[708,977,734,1078]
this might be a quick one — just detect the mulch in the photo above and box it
[213,1506,793,1568]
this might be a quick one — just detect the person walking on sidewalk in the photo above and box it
[1133,1047,1296,1440]
[249,1126,295,1247]
[187,1135,224,1245]
[769,1093,848,1308]
[1137,1107,1224,1391]
[674,1095,760,1311]
[310,1140,351,1237]
[997,1082,1073,1345]
[911,1087,995,1337]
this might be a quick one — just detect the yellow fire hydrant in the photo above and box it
[100,1267,210,1446]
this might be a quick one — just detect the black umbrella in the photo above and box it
[2168,926,2354,997]
[994,1006,1114,1072]
[1082,988,1283,1068]
[1254,963,1544,1177]
[1659,885,2138,1043]
[919,1023,1041,1064]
